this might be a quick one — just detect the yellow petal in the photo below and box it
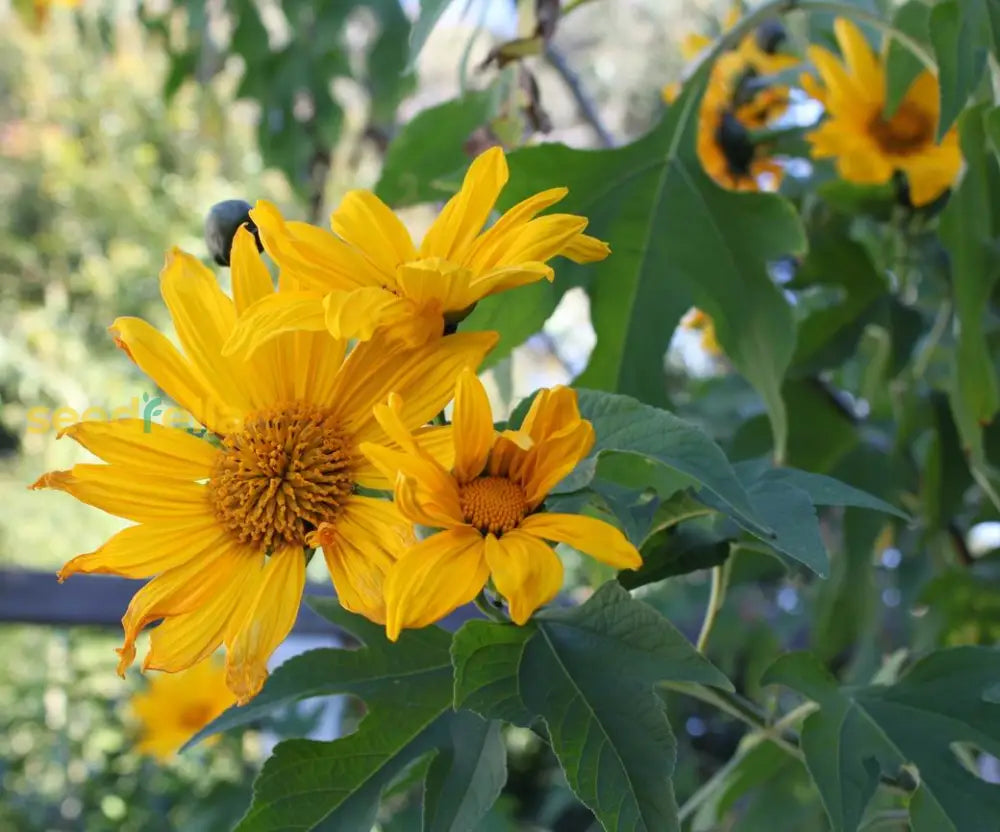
[833,17,883,101]
[394,258,475,311]
[521,421,595,509]
[314,496,412,624]
[483,530,563,625]
[520,513,642,569]
[519,386,583,444]
[383,527,488,641]
[159,248,256,413]
[331,190,416,279]
[144,556,262,672]
[109,316,242,436]
[902,145,962,206]
[419,147,509,261]
[495,214,588,265]
[360,443,464,527]
[230,226,275,314]
[117,543,255,675]
[251,199,380,291]
[464,187,568,270]
[323,286,413,341]
[225,545,305,703]
[58,517,225,581]
[452,369,494,482]
[31,464,212,524]
[332,330,498,441]
[561,233,611,264]
[223,290,326,358]
[487,429,533,477]
[464,263,553,303]
[281,328,349,406]
[59,419,216,479]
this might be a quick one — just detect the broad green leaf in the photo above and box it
[619,523,729,589]
[556,389,766,535]
[452,583,732,832]
[930,0,991,137]
[192,600,505,832]
[883,1,931,118]
[501,77,805,450]
[461,279,564,370]
[407,0,452,70]
[764,648,1000,832]
[375,90,495,207]
[740,477,828,577]
[941,106,1000,430]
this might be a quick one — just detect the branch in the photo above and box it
[543,44,616,148]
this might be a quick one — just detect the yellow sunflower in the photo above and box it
[223,146,609,355]
[31,228,496,703]
[361,370,642,640]
[131,659,235,761]
[802,18,962,207]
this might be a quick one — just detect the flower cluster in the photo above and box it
[32,147,639,711]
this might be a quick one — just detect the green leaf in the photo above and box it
[930,0,991,137]
[502,78,805,450]
[192,600,505,832]
[764,648,1000,832]
[558,389,767,535]
[619,523,729,589]
[460,279,563,370]
[941,105,1000,429]
[452,583,731,832]
[883,1,931,118]
[407,0,452,70]
[375,90,495,207]
[739,477,828,577]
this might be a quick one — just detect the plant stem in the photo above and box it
[544,44,616,148]
[560,0,600,17]
[474,589,508,623]
[696,560,731,652]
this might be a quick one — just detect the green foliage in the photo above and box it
[202,601,506,832]
[452,584,731,832]
[929,0,993,137]
[765,649,1000,832]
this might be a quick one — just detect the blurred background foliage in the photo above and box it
[3,0,1000,829]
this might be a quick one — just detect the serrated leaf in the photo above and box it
[452,583,731,832]
[375,90,495,207]
[764,648,1000,832]
[552,389,767,536]
[190,600,505,832]
[500,77,805,453]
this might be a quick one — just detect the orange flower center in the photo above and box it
[208,403,354,551]
[179,701,215,731]
[868,102,934,155]
[459,476,527,536]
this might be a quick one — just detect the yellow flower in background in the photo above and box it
[802,18,962,206]
[362,370,642,640]
[132,660,235,761]
[224,147,609,355]
[32,229,496,703]
[682,308,722,355]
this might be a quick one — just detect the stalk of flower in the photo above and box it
[130,660,235,761]
[361,369,642,641]
[801,18,961,207]
[222,146,610,356]
[31,228,497,703]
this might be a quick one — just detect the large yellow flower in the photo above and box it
[224,147,609,355]
[31,229,496,703]
[802,18,962,207]
[361,370,642,640]
[131,660,235,761]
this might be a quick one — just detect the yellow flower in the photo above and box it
[31,229,496,703]
[131,660,235,761]
[361,370,642,640]
[682,308,722,355]
[802,18,962,207]
[224,147,609,355]
[696,63,784,192]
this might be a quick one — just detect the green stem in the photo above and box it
[696,561,731,653]
[474,589,508,623]
[561,0,601,17]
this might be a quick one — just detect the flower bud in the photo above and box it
[755,20,787,54]
[204,199,263,267]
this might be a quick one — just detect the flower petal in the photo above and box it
[452,369,494,482]
[323,286,413,341]
[223,290,327,358]
[331,190,416,279]
[465,187,569,270]
[520,513,642,569]
[383,526,488,641]
[483,530,563,625]
[419,147,509,261]
[521,420,595,509]
[519,385,583,444]
[58,420,217,479]
[225,544,306,703]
